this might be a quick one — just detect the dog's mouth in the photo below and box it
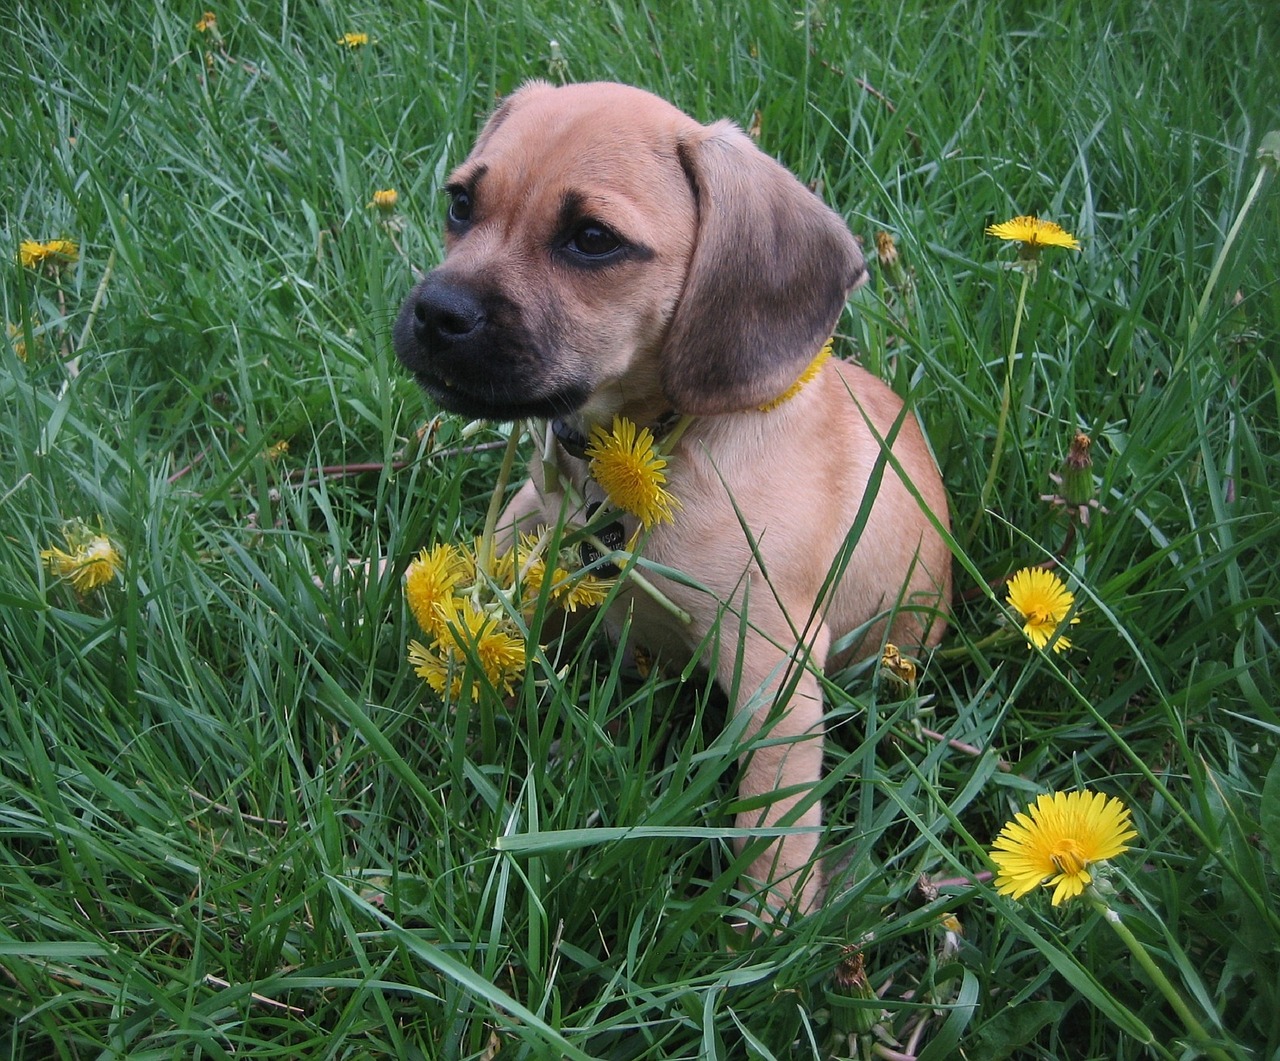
[392,275,593,421]
[414,365,590,421]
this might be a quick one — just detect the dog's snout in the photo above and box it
[413,284,485,344]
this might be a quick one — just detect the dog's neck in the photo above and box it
[552,337,834,461]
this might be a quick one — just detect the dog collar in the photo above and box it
[756,338,834,412]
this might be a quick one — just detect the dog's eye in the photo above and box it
[448,190,473,226]
[566,223,621,259]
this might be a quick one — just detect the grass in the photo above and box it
[2,0,1278,1057]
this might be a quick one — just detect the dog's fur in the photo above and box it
[394,81,951,918]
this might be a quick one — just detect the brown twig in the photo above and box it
[918,727,1012,772]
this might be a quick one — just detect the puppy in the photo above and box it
[394,81,951,919]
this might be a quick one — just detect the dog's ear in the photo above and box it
[661,122,865,415]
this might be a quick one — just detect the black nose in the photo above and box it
[413,283,485,345]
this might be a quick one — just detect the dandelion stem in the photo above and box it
[970,263,1032,539]
[660,413,697,454]
[1185,161,1273,359]
[1087,890,1238,1061]
[582,534,693,625]
[76,247,117,354]
[478,427,522,579]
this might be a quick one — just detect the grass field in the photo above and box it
[3,0,1279,1057]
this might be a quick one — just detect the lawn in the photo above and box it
[2,0,1278,1057]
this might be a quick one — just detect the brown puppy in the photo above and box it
[394,81,951,919]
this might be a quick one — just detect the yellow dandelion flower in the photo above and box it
[368,188,398,213]
[491,532,547,607]
[407,639,466,700]
[985,215,1080,252]
[404,543,471,638]
[195,11,217,31]
[435,598,526,697]
[585,416,678,529]
[1005,566,1079,653]
[495,531,615,612]
[41,534,123,594]
[552,568,613,612]
[338,31,369,48]
[990,790,1137,905]
[19,239,79,269]
[6,320,37,362]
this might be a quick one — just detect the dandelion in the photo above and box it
[970,213,1080,537]
[990,790,1137,906]
[41,528,123,594]
[19,239,78,270]
[338,31,369,48]
[195,11,217,31]
[1005,566,1079,653]
[434,598,526,698]
[985,215,1080,252]
[585,416,678,528]
[407,639,465,700]
[367,188,398,213]
[879,642,917,686]
[264,439,289,461]
[990,791,1234,1058]
[491,533,548,606]
[404,543,471,638]
[553,568,613,612]
[6,320,37,362]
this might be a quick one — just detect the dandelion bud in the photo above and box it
[1060,431,1094,508]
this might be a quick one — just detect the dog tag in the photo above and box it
[578,502,626,578]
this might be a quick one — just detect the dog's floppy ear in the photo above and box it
[661,122,865,415]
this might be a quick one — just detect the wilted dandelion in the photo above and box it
[1005,566,1079,653]
[990,790,1137,906]
[586,416,678,528]
[500,531,616,613]
[41,525,123,595]
[879,642,917,686]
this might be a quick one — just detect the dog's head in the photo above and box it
[394,81,865,423]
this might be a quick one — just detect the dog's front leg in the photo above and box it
[724,614,831,920]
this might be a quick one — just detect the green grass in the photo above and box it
[3,0,1278,1057]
